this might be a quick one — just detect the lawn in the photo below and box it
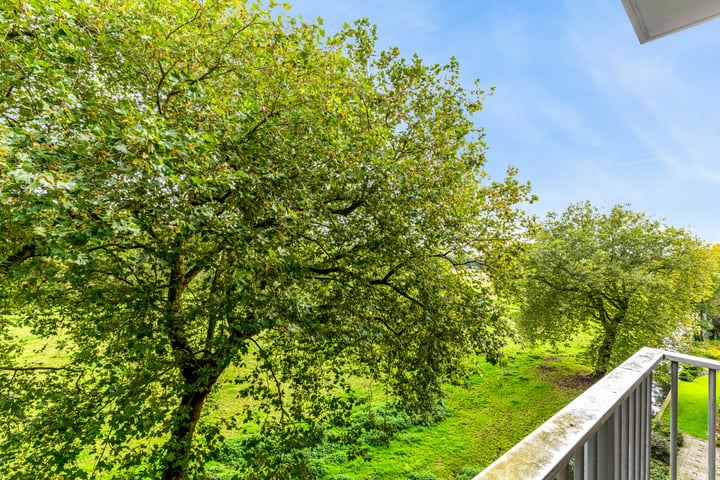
[661,373,720,439]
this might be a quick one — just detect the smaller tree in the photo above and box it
[696,250,720,340]
[517,202,718,376]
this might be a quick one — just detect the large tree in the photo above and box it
[0,1,532,478]
[517,202,718,376]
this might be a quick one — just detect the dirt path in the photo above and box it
[678,434,720,479]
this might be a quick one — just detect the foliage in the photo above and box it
[350,403,432,447]
[696,257,720,340]
[650,420,684,466]
[651,420,683,449]
[678,365,703,382]
[517,202,718,375]
[407,472,439,480]
[0,0,533,478]
[456,465,482,480]
[694,340,720,361]
[649,459,669,480]
[210,402,435,478]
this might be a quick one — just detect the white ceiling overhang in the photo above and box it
[621,0,720,43]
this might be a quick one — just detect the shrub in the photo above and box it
[215,437,249,467]
[457,465,482,480]
[307,442,346,465]
[679,364,703,382]
[350,403,420,447]
[650,431,670,464]
[408,472,440,480]
[213,429,330,479]
[650,459,669,480]
[678,370,693,382]
[651,419,685,466]
[652,419,684,448]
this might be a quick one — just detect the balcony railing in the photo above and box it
[473,347,720,480]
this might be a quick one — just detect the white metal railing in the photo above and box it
[473,347,720,480]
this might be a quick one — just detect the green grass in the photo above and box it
[3,325,68,368]
[661,373,720,439]
[5,321,597,479]
[321,341,594,479]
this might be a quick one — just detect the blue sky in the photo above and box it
[287,0,720,243]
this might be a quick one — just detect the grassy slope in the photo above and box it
[6,323,595,479]
[323,342,593,479]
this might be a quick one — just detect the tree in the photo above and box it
[517,202,718,377]
[695,247,720,340]
[0,1,533,478]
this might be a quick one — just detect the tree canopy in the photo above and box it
[0,1,532,478]
[695,249,720,340]
[517,202,718,376]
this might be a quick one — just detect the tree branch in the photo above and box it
[0,364,82,373]
[0,243,37,278]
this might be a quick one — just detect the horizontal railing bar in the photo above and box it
[663,351,720,370]
[473,347,665,480]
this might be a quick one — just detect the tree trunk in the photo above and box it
[593,325,617,378]
[160,375,216,480]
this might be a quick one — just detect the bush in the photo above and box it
[212,401,449,476]
[679,364,703,382]
[679,370,693,382]
[350,403,420,447]
[650,459,669,480]
[215,437,249,467]
[650,431,670,464]
[456,465,482,480]
[697,341,720,360]
[652,420,684,448]
[408,472,439,480]
[213,429,330,479]
[651,419,685,466]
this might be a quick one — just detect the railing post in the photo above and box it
[635,389,642,479]
[621,397,629,480]
[645,374,652,478]
[559,466,569,480]
[671,361,679,480]
[574,447,585,480]
[597,421,607,479]
[639,376,647,479]
[586,433,597,480]
[709,369,716,480]
[613,410,621,479]
[629,392,636,478]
